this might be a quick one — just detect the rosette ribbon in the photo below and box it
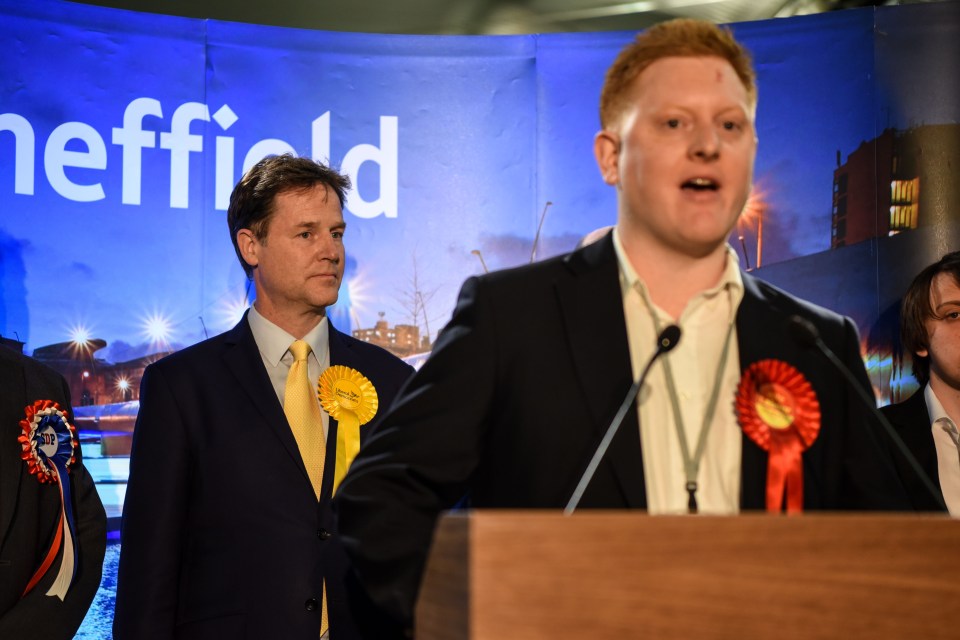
[736,360,820,514]
[17,400,79,600]
[318,366,378,494]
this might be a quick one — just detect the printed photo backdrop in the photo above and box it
[1,1,959,635]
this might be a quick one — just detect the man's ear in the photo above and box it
[916,347,929,358]
[236,229,259,270]
[594,129,621,186]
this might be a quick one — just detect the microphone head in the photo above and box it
[788,315,820,349]
[657,325,682,353]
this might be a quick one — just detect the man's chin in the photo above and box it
[309,291,340,311]
[668,235,731,260]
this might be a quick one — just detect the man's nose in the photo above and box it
[316,235,341,261]
[690,125,720,161]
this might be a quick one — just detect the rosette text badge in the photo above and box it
[736,360,821,514]
[18,400,80,600]
[318,366,378,494]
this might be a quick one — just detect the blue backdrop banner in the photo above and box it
[2,2,959,634]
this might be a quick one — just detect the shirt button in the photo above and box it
[305,598,319,612]
[317,528,331,540]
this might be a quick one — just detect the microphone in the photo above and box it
[787,315,947,511]
[564,325,682,514]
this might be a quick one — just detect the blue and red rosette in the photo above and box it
[18,399,79,600]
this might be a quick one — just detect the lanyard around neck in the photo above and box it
[648,305,736,514]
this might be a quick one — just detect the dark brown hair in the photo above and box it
[901,251,960,385]
[227,154,351,278]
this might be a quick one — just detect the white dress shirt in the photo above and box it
[247,305,331,439]
[614,229,745,515]
[924,384,960,516]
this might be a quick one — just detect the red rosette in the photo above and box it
[736,360,820,514]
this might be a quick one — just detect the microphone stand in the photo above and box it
[564,325,681,514]
[789,315,947,511]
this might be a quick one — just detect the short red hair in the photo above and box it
[599,19,757,128]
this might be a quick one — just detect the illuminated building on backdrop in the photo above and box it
[831,124,960,248]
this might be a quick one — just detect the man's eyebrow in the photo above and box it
[934,299,960,312]
[717,105,749,115]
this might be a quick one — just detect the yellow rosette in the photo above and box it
[317,365,378,494]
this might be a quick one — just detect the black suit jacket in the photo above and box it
[881,389,946,511]
[336,235,911,629]
[0,347,106,640]
[113,314,413,640]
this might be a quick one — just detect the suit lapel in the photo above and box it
[895,392,940,480]
[887,390,942,506]
[735,276,779,510]
[0,352,27,545]
[327,323,376,445]
[221,315,315,492]
[323,325,358,497]
[328,322,357,374]
[555,236,647,508]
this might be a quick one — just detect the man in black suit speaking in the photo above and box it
[1,347,106,639]
[335,19,911,634]
[114,154,414,639]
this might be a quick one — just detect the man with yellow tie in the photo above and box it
[114,154,414,640]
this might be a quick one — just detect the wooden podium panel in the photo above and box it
[416,512,959,639]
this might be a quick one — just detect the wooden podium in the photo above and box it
[415,511,959,639]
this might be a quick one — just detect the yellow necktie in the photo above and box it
[283,340,326,497]
[282,340,329,636]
